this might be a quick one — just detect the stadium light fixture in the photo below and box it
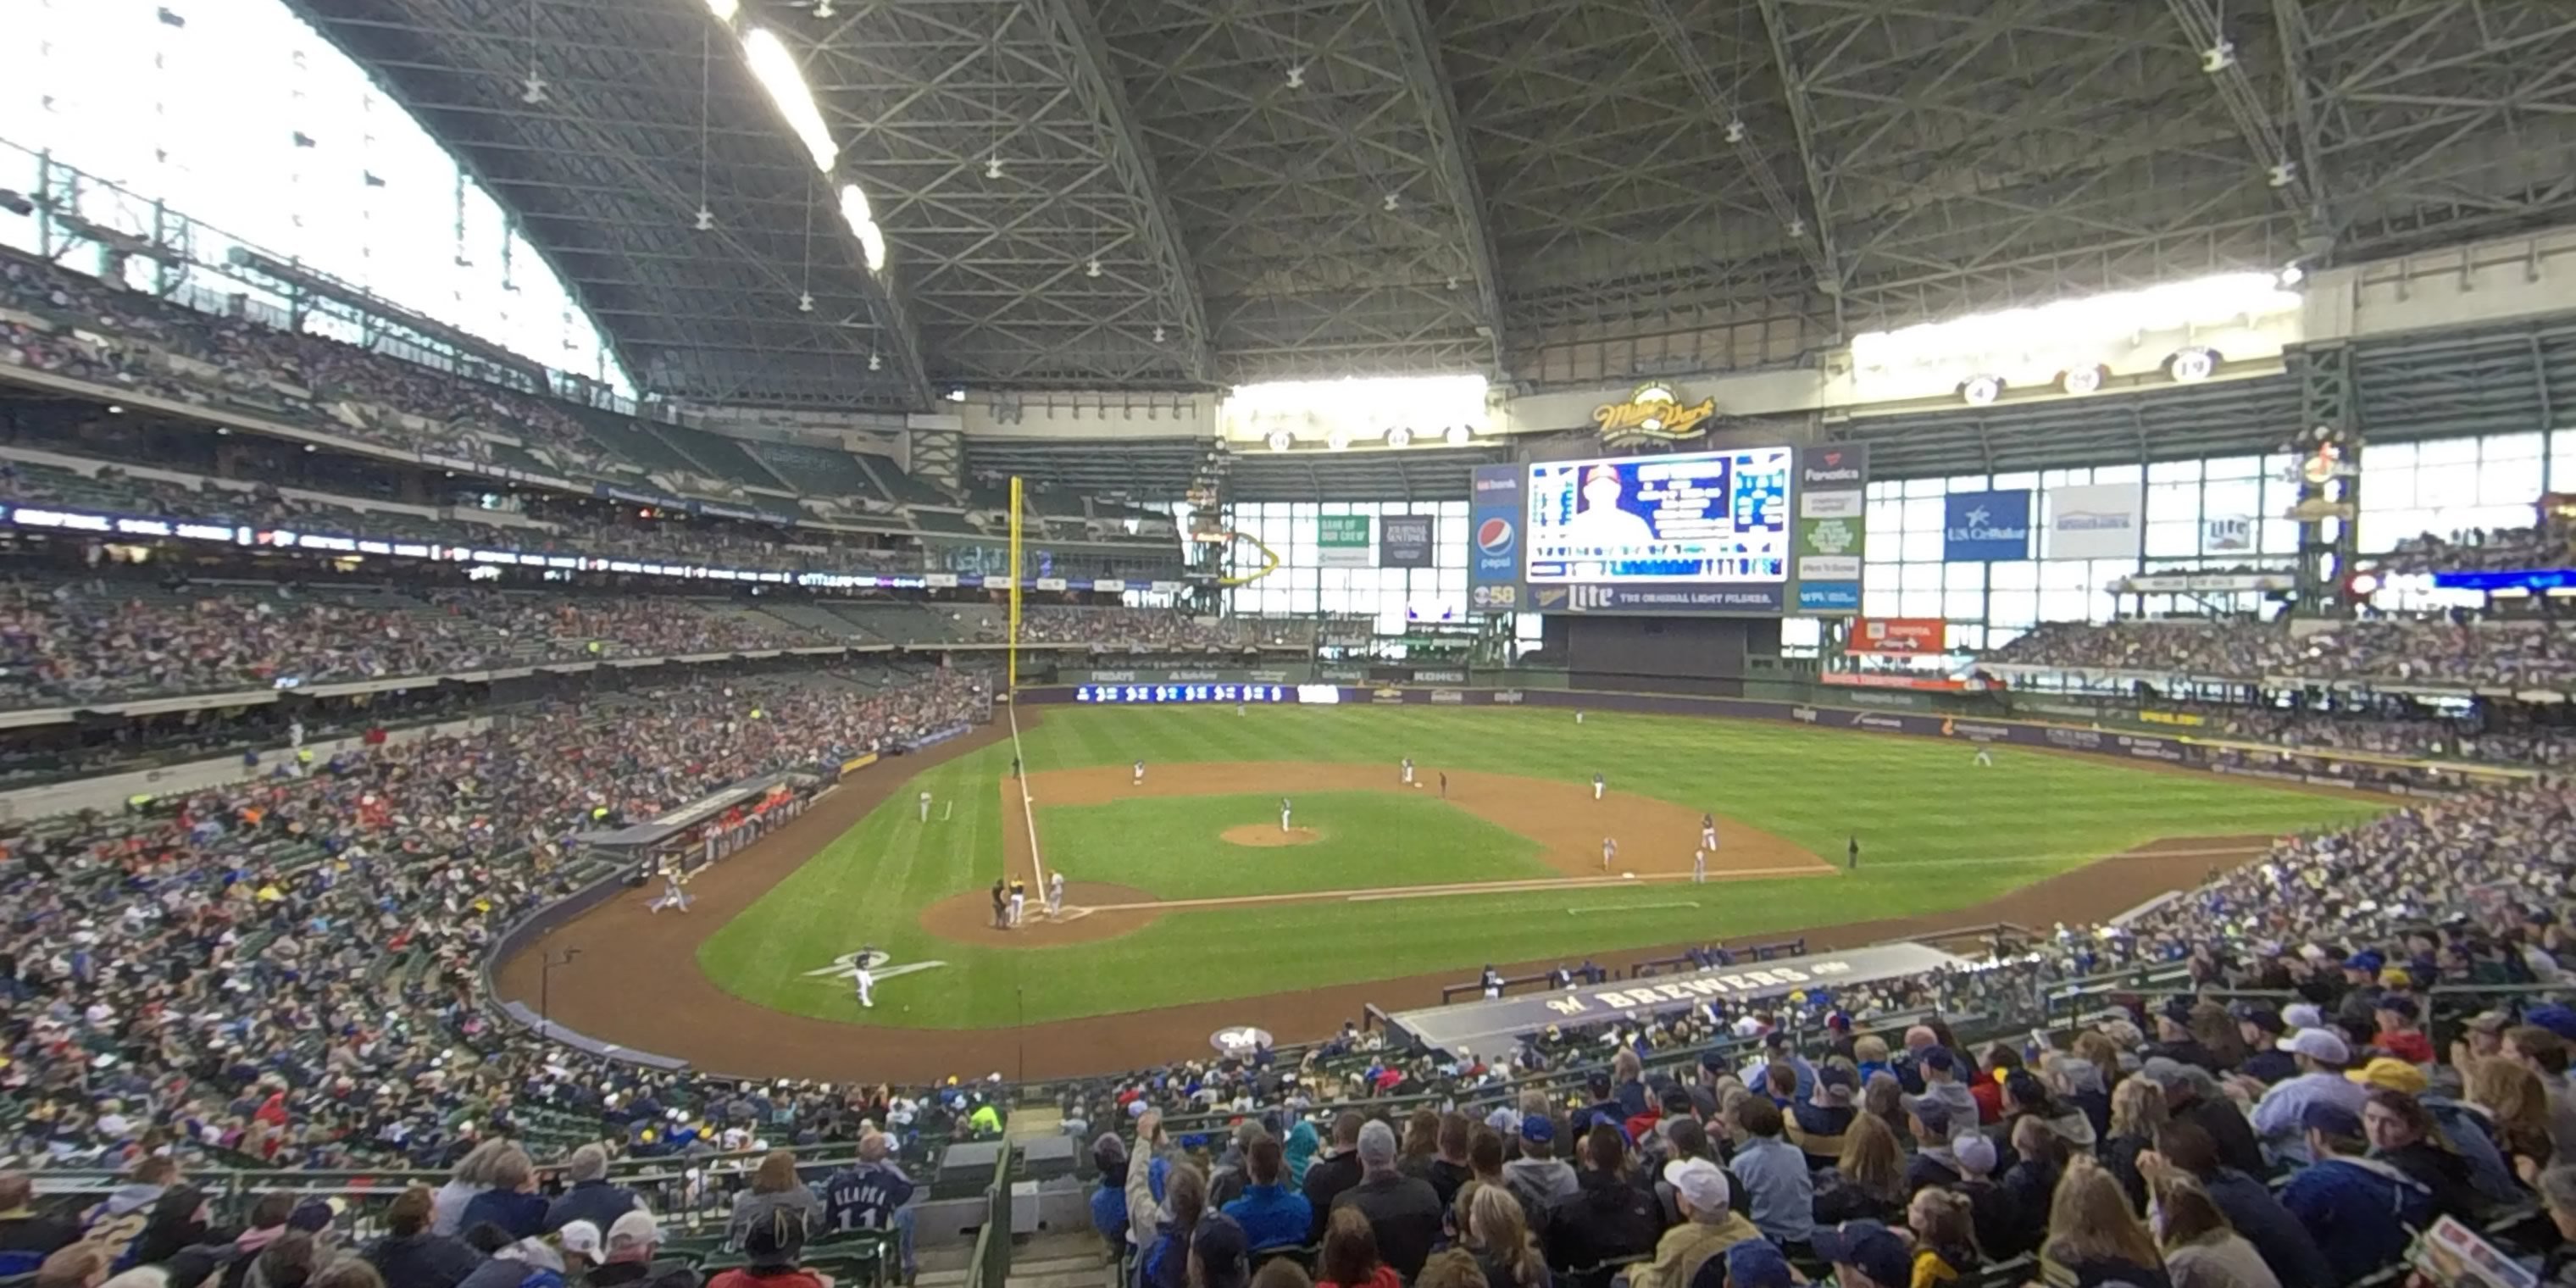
[797,291,814,313]
[1325,430,1352,451]
[1085,258,1102,278]
[985,155,1003,180]
[1266,430,1295,452]
[742,28,839,172]
[1385,426,1413,448]
[1960,375,2004,405]
[946,388,968,402]
[693,207,714,231]
[1152,325,1167,343]
[867,353,881,372]
[704,0,738,19]
[1285,64,1306,89]
[1445,424,1474,447]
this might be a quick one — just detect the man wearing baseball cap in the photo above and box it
[581,1211,694,1288]
[1812,1219,1912,1288]
[1625,1161,1758,1288]
[2250,1029,2366,1166]
[2279,1102,2431,1285]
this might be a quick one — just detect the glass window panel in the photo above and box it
[2204,480,2260,520]
[1905,477,1948,498]
[1863,586,1902,617]
[2147,459,2201,482]
[1779,618,1821,649]
[2554,432,2576,491]
[1988,592,2038,630]
[2485,432,2544,463]
[2147,482,2200,524]
[1902,497,1946,531]
[1864,564,1902,595]
[1900,528,1943,562]
[1990,471,2040,491]
[1899,590,1943,617]
[2418,437,2479,466]
[1945,562,1985,592]
[2480,458,2541,506]
[2093,464,2143,484]
[1990,560,2039,591]
[2146,522,2201,558]
[1943,589,1985,620]
[2205,455,2260,480]
[1945,473,1990,492]
[1900,563,1943,591]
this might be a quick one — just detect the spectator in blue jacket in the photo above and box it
[456,1148,549,1241]
[1221,1137,1312,1252]
[541,1146,641,1235]
[1088,1135,1130,1258]
[2149,1120,2334,1288]
[2279,1102,2433,1285]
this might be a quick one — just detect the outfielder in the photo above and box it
[1601,836,1617,871]
[1401,757,1415,786]
[1700,813,1718,852]
[918,791,932,822]
[1592,773,1605,802]
[1280,797,1294,832]
[1973,745,1994,768]
[1046,871,1065,917]
[1008,878,1027,926]
[1692,848,1707,884]
[1132,758,1146,786]
[852,949,876,1008]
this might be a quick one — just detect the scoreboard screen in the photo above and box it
[1524,447,1792,585]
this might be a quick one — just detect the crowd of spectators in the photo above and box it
[1013,608,1257,652]
[0,663,986,1178]
[1983,616,2576,689]
[2126,703,2576,769]
[0,581,838,709]
[2382,515,2576,575]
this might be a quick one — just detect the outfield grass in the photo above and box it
[1038,791,1555,898]
[696,706,2388,1026]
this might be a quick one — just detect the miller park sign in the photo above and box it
[1594,382,1717,447]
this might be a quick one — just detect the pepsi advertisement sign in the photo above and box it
[1468,464,1524,610]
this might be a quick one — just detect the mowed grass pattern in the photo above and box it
[1038,791,1555,899]
[696,706,2387,1027]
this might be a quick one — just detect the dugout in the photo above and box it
[573,768,819,880]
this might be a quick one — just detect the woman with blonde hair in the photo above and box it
[728,1149,823,1250]
[2102,1074,2169,1210]
[1811,1112,1907,1224]
[2150,1173,2279,1288]
[2043,1159,2168,1287]
[1463,1185,1547,1288]
[2467,1057,2557,1178]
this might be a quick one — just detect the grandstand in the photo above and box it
[3,5,2576,1288]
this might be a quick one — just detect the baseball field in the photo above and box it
[675,704,2382,1035]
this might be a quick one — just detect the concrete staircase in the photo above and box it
[913,1233,1108,1288]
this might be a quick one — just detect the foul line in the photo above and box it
[1007,701,1048,888]
[1571,902,1701,915]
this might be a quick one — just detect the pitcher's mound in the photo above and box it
[1223,825,1320,847]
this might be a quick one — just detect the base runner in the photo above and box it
[1046,871,1065,917]
[1601,836,1617,871]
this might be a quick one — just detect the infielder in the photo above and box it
[1592,773,1605,801]
[1008,879,1027,927]
[1692,849,1707,884]
[1401,757,1415,786]
[852,949,876,1008]
[1601,836,1617,871]
[918,791,932,822]
[1132,758,1146,786]
[1701,813,1718,852]
[1046,870,1065,917]
[1280,797,1294,833]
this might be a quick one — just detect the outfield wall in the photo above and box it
[1022,683,2521,791]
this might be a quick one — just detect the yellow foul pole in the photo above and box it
[1007,475,1024,694]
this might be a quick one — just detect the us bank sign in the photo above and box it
[1594,382,1717,447]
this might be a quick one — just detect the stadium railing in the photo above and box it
[967,1141,1014,1288]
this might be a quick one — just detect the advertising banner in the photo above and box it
[1532,583,1788,613]
[1318,514,1374,568]
[1380,514,1435,569]
[1468,464,1525,611]
[2204,515,2255,553]
[1941,490,2033,561]
[1846,618,1946,655]
[2046,482,2144,558]
[2112,572,2295,594]
[1793,444,1868,615]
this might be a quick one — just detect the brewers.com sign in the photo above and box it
[1594,382,1717,447]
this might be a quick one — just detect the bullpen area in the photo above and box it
[496,703,2384,1081]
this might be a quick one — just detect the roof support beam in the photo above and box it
[1641,0,1837,317]
[1028,0,1218,386]
[1372,0,1513,382]
[1751,0,1847,335]
[2164,0,2329,253]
